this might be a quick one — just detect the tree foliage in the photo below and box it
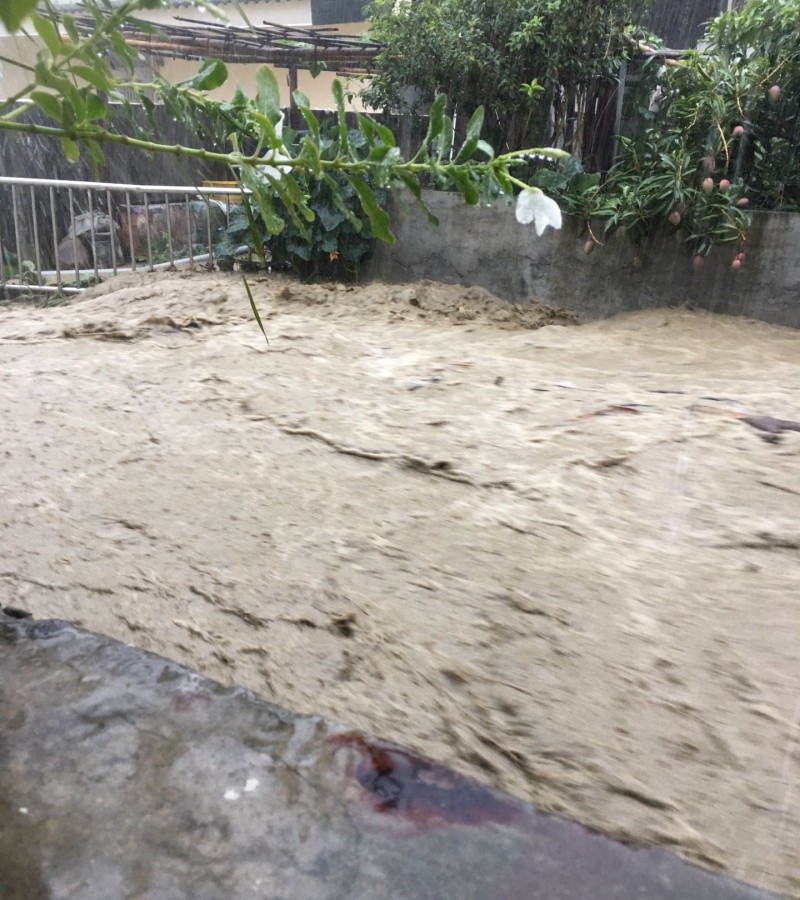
[362,0,647,153]
[532,0,800,267]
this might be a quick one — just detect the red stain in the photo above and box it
[331,733,523,829]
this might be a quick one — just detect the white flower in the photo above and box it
[515,188,562,236]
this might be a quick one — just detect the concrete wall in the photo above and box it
[364,190,800,328]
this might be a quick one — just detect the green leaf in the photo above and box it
[61,138,80,164]
[141,94,157,125]
[30,12,62,56]
[483,171,503,204]
[285,237,312,261]
[293,89,310,108]
[298,137,322,178]
[396,172,439,226]
[109,31,137,73]
[241,272,268,343]
[34,59,69,93]
[314,199,347,232]
[268,172,314,230]
[0,0,37,32]
[465,105,485,141]
[255,65,282,124]
[367,144,395,163]
[435,115,454,161]
[358,114,376,148]
[374,122,396,148]
[184,58,229,92]
[323,174,363,233]
[377,146,401,180]
[319,232,338,253]
[331,80,351,157]
[85,93,108,122]
[413,93,447,161]
[247,110,279,148]
[347,175,394,243]
[448,168,481,205]
[61,14,79,45]
[231,85,248,108]
[453,135,479,164]
[69,64,113,92]
[30,90,62,122]
[86,139,105,169]
[293,91,320,141]
[63,84,86,125]
[571,172,601,193]
[241,171,285,237]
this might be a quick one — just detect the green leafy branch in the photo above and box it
[0,0,566,252]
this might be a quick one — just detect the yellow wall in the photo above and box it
[139,0,312,29]
[152,56,369,111]
[0,35,41,101]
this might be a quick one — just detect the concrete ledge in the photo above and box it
[0,612,779,899]
[364,191,800,328]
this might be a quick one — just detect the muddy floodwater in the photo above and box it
[1,272,798,897]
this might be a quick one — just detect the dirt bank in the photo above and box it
[0,272,798,897]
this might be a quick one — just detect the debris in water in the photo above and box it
[2,606,32,619]
[742,415,800,437]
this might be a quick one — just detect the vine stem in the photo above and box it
[587,220,605,246]
[715,120,731,167]
[0,115,490,181]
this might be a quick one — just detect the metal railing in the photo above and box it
[0,176,245,295]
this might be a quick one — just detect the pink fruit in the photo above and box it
[692,255,705,272]
[731,258,742,271]
[738,197,750,207]
[668,209,682,226]
[719,178,731,192]
[733,125,745,138]
[702,177,714,194]
[768,84,781,103]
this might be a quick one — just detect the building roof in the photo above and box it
[71,12,379,74]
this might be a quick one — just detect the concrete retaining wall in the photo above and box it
[364,190,800,328]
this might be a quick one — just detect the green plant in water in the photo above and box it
[217,121,387,281]
[1,248,40,284]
